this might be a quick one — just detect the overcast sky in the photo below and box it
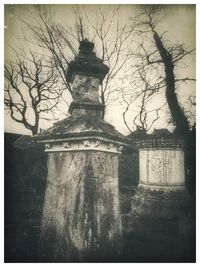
[4,4,196,135]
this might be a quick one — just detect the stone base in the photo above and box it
[131,185,192,219]
[121,185,195,262]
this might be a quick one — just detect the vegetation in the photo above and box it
[5,5,195,135]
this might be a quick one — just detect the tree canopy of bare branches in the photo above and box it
[4,51,63,135]
[15,5,135,119]
[5,5,195,136]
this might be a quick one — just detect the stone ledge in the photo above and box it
[68,101,104,114]
[138,183,186,192]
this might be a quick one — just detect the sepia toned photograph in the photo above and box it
[4,3,196,263]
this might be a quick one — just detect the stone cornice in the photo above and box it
[135,138,185,149]
[43,137,125,154]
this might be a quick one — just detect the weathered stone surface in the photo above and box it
[131,130,186,194]
[139,149,185,189]
[40,151,122,262]
[72,74,100,103]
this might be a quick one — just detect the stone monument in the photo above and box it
[35,40,130,262]
[131,129,190,217]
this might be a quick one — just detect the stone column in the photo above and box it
[131,129,190,218]
[35,40,129,262]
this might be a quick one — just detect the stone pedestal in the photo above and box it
[39,147,124,261]
[122,130,194,262]
[131,130,190,218]
[35,40,129,262]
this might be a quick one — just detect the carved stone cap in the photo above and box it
[66,40,109,84]
[134,129,185,149]
[79,40,94,55]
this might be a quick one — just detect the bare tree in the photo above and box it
[75,6,134,117]
[6,5,195,135]
[4,51,63,135]
[134,5,195,134]
[120,5,195,134]
[17,5,134,118]
[121,61,167,133]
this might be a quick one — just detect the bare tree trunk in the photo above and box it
[152,31,195,199]
[153,31,190,135]
[31,127,38,136]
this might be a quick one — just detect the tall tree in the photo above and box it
[123,5,195,135]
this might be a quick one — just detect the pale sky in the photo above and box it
[4,4,196,135]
